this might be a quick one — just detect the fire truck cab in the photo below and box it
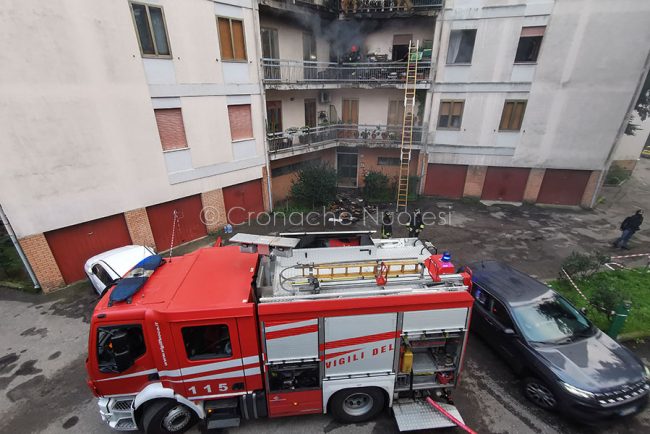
[86,233,474,433]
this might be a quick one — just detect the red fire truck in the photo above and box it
[86,232,474,433]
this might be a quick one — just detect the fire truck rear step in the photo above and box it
[205,398,241,429]
[393,400,464,431]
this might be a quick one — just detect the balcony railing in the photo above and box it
[262,59,432,85]
[267,124,426,153]
[340,0,443,14]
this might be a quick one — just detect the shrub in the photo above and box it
[561,251,610,280]
[590,284,625,314]
[605,165,631,185]
[363,171,393,203]
[289,162,337,208]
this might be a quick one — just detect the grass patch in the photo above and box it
[549,268,650,337]
[0,234,32,289]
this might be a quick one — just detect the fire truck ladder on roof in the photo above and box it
[396,40,419,213]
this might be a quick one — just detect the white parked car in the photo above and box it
[84,245,156,295]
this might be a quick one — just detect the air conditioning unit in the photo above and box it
[318,91,331,104]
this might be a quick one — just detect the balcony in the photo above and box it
[267,124,426,158]
[340,0,443,15]
[262,59,432,89]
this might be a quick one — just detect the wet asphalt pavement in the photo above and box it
[0,159,649,433]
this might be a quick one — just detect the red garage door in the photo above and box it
[537,169,591,205]
[45,214,132,283]
[481,167,530,202]
[424,164,467,199]
[146,195,207,251]
[223,179,265,224]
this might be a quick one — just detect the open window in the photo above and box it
[268,361,319,392]
[182,324,232,360]
[97,324,146,373]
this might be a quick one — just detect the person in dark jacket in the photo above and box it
[381,211,393,239]
[407,208,424,238]
[613,210,644,250]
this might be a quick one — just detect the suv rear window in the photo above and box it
[97,324,146,373]
[182,325,232,360]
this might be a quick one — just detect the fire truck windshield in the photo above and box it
[97,324,146,373]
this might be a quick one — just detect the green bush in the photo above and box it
[561,251,610,279]
[605,165,631,185]
[363,171,393,203]
[289,162,337,208]
[590,284,624,314]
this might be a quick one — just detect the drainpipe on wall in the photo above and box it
[591,47,650,208]
[252,2,274,211]
[0,204,40,289]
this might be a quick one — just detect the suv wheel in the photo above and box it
[523,377,557,410]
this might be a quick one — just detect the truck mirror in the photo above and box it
[111,331,135,372]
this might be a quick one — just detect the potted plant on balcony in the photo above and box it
[298,126,311,145]
[285,127,299,146]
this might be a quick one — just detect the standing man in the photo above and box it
[381,211,393,239]
[408,208,424,238]
[613,210,644,250]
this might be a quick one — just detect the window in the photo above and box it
[378,157,401,166]
[499,100,527,131]
[182,325,232,360]
[447,29,476,64]
[228,105,254,141]
[97,325,146,373]
[154,108,188,151]
[92,264,114,287]
[437,100,464,130]
[472,285,489,307]
[217,17,247,61]
[491,299,515,329]
[271,158,318,177]
[515,26,545,63]
[130,2,170,57]
[260,28,279,59]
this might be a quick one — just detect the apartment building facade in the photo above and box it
[0,0,271,291]
[261,0,650,206]
[1,0,649,292]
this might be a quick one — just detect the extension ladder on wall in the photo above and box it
[396,40,419,213]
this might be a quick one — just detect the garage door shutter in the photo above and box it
[424,164,467,199]
[146,195,207,251]
[537,169,591,205]
[45,214,132,284]
[223,179,265,224]
[481,167,530,202]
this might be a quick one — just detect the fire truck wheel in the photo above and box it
[330,387,385,423]
[522,377,557,410]
[142,399,197,434]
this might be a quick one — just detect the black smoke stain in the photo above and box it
[62,416,79,429]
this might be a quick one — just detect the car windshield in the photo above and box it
[511,295,594,344]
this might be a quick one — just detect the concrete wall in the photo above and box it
[429,0,650,172]
[0,0,266,238]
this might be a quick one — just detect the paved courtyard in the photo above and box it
[0,160,649,434]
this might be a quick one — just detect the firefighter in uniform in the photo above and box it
[381,211,393,239]
[408,208,424,238]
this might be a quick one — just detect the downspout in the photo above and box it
[0,204,40,289]
[252,1,274,211]
[590,47,650,208]
[419,2,446,192]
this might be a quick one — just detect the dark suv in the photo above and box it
[467,260,649,423]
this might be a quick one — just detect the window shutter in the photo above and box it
[500,102,514,130]
[154,108,188,151]
[218,18,234,60]
[228,105,254,141]
[520,26,545,37]
[232,20,246,60]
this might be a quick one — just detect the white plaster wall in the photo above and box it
[259,16,329,62]
[363,17,435,59]
[429,0,650,171]
[0,0,265,237]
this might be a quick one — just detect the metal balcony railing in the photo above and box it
[267,124,426,153]
[339,0,443,13]
[261,59,432,85]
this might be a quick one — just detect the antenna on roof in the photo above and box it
[169,209,179,261]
